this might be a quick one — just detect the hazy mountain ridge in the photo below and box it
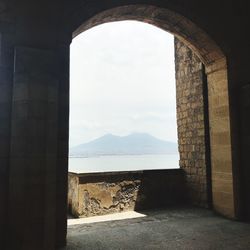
[70,133,178,157]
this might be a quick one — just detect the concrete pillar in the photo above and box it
[7,45,69,250]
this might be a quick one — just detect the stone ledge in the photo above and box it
[68,169,186,218]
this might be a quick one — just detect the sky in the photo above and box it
[69,20,177,147]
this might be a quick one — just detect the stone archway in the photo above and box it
[0,3,237,249]
[71,5,234,218]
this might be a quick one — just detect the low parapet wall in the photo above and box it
[68,169,186,218]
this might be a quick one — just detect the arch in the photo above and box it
[72,5,225,68]
[71,4,235,218]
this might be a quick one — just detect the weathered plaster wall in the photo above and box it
[175,39,209,207]
[68,170,186,218]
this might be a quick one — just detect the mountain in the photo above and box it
[69,133,178,157]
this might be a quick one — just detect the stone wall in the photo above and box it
[175,39,210,207]
[68,170,186,218]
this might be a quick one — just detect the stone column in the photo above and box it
[206,59,235,218]
[7,45,69,250]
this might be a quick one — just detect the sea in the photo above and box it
[68,154,180,173]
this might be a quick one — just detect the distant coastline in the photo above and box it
[69,133,178,157]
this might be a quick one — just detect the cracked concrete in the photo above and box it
[64,207,250,250]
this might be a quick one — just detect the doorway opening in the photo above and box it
[64,6,234,247]
[68,20,183,219]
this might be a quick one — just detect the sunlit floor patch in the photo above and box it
[67,211,147,226]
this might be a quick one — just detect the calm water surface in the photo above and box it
[69,154,180,173]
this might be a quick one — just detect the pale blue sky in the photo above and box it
[69,21,177,147]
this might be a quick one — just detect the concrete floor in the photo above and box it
[64,207,250,250]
